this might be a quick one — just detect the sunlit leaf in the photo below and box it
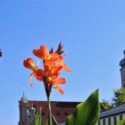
[66,89,100,125]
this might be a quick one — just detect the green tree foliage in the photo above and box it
[100,99,111,112]
[112,88,125,106]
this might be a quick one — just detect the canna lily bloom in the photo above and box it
[23,58,45,86]
[33,45,59,62]
[24,44,71,94]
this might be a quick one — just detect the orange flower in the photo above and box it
[24,44,71,94]
[23,58,45,86]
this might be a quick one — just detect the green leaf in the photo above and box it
[31,112,42,125]
[66,89,100,125]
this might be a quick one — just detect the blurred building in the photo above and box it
[96,51,125,125]
[119,50,125,88]
[18,94,79,125]
[0,49,2,57]
[97,104,125,125]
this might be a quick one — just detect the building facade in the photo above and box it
[18,95,79,125]
[96,51,125,125]
[97,104,125,125]
[18,94,36,125]
[119,50,125,88]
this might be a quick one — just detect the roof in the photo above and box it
[100,103,125,118]
[20,93,28,103]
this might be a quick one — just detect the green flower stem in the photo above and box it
[47,95,52,125]
[43,77,52,125]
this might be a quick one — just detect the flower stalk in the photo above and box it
[47,94,52,125]
[23,43,71,125]
[44,79,52,125]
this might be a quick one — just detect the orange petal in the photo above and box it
[33,49,43,59]
[23,58,34,70]
[33,45,48,59]
[40,45,49,59]
[44,62,52,71]
[55,56,64,65]
[51,65,63,76]
[37,69,45,76]
[55,78,66,84]
[49,53,59,62]
[63,64,71,73]
[35,75,43,81]
[54,85,64,94]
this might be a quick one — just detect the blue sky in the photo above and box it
[1,0,125,125]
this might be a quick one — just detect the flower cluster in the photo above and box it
[23,43,71,94]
